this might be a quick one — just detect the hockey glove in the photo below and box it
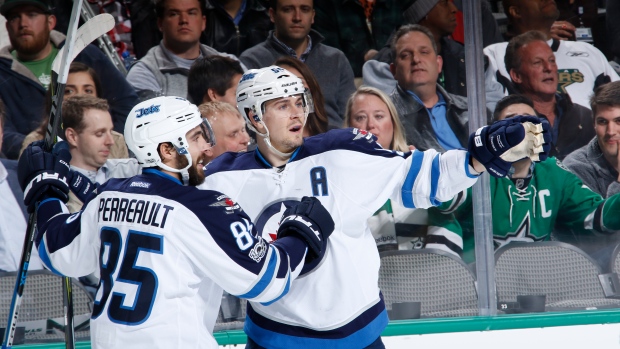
[468,116,551,178]
[18,141,71,213]
[277,196,335,261]
[68,170,98,203]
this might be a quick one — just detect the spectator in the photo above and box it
[20,62,129,159]
[344,86,408,152]
[61,95,140,212]
[427,94,620,263]
[312,0,414,77]
[0,0,138,160]
[505,30,593,160]
[274,56,328,136]
[485,0,619,111]
[344,86,428,252]
[364,0,468,97]
[201,0,272,57]
[187,55,244,105]
[564,81,620,199]
[0,99,43,272]
[379,24,484,151]
[126,0,242,101]
[239,0,355,128]
[198,101,250,163]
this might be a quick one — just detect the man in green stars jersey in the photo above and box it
[427,94,620,263]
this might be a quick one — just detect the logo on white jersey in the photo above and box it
[249,237,268,263]
[352,128,375,143]
[210,195,241,214]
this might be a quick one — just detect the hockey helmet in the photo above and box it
[236,66,312,135]
[124,96,215,174]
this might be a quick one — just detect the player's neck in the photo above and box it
[257,141,291,167]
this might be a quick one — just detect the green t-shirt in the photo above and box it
[12,45,59,90]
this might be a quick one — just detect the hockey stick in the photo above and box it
[1,4,114,349]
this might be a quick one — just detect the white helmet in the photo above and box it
[236,66,312,157]
[124,96,215,182]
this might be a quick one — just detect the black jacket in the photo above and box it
[200,0,272,57]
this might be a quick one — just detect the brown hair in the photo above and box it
[62,95,110,135]
[591,81,620,117]
[274,56,328,136]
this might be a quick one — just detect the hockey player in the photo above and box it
[199,66,551,348]
[427,94,620,263]
[17,96,335,349]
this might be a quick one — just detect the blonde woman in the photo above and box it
[344,86,409,152]
[344,86,427,252]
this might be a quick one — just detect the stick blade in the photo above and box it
[51,13,116,75]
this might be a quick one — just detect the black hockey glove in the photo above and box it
[68,170,98,203]
[18,141,71,213]
[468,115,551,178]
[277,197,335,261]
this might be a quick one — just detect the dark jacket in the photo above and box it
[563,137,620,199]
[240,30,356,128]
[0,31,138,159]
[390,84,482,152]
[201,0,272,57]
[544,93,595,161]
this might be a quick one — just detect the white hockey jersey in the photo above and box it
[484,38,619,110]
[35,169,310,349]
[200,128,479,349]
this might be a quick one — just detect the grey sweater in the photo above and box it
[563,137,620,198]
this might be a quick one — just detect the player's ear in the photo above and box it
[64,127,79,147]
[158,142,176,164]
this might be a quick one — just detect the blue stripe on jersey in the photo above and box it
[37,200,82,254]
[401,151,425,208]
[260,274,290,306]
[246,295,387,340]
[464,153,480,178]
[429,154,441,206]
[37,240,63,275]
[142,168,182,185]
[245,302,388,349]
[239,248,279,298]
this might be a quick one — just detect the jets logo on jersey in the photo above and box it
[211,195,241,214]
[557,69,584,94]
[254,199,300,242]
[352,128,375,143]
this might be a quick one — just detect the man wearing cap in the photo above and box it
[0,0,138,160]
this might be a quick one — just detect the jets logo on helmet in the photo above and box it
[135,104,161,118]
[124,96,216,184]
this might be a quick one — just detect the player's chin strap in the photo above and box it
[252,114,308,160]
[158,152,192,186]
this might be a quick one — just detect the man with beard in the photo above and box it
[17,95,335,348]
[200,66,550,348]
[0,0,138,160]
